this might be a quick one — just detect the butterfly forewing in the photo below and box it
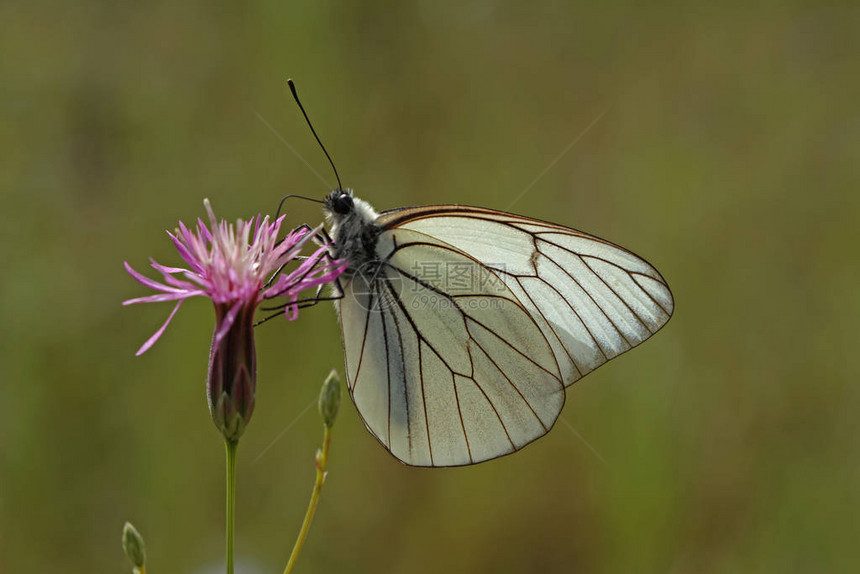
[377,206,674,387]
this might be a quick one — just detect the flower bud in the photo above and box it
[122,521,146,569]
[207,301,256,442]
[318,369,341,429]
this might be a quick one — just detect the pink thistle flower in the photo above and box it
[124,199,346,440]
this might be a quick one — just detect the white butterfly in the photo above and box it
[316,190,674,467]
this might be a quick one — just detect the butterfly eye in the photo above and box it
[333,193,353,215]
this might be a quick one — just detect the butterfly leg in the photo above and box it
[255,281,344,327]
[256,225,345,327]
[292,224,343,308]
[265,223,339,290]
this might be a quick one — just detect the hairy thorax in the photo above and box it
[325,194,382,279]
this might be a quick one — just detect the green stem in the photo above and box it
[225,439,238,574]
[283,427,331,574]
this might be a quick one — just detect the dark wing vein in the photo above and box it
[351,288,376,392]
[630,272,672,316]
[378,283,393,448]
[533,231,663,335]
[451,370,473,463]
[380,275,436,465]
[380,249,560,463]
[381,280,412,457]
[467,333,547,434]
[579,255,655,335]
[417,333,433,465]
[537,244,634,350]
[513,274,588,375]
[381,273,515,460]
[495,262,609,362]
[462,343,517,449]
[385,260,559,379]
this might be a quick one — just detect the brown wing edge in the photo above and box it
[377,204,675,316]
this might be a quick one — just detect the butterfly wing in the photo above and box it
[337,205,673,467]
[336,227,565,467]
[377,205,674,388]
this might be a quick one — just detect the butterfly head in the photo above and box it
[322,189,380,255]
[323,189,378,225]
[324,189,355,216]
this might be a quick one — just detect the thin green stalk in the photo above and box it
[283,427,331,574]
[225,439,238,574]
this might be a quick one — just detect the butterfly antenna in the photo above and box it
[287,79,343,192]
[275,194,324,219]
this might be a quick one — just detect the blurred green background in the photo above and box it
[1,1,858,572]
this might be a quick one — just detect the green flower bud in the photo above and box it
[318,369,341,428]
[122,521,146,569]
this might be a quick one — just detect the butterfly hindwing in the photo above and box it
[336,227,565,467]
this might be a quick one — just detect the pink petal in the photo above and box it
[251,215,263,243]
[123,291,204,305]
[272,227,319,269]
[285,296,299,321]
[196,217,213,243]
[149,260,200,290]
[277,268,346,300]
[277,226,312,253]
[135,301,183,355]
[279,250,323,283]
[124,261,184,293]
[149,259,187,274]
[181,268,211,290]
[178,220,205,255]
[169,230,205,274]
[267,245,333,296]
[212,301,242,349]
[204,198,218,229]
